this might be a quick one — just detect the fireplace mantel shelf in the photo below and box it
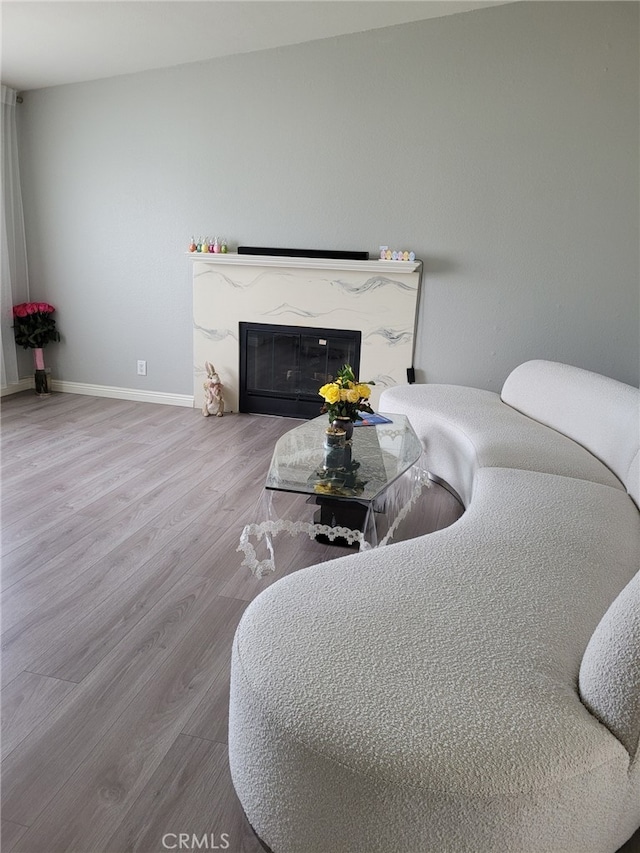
[186,252,421,274]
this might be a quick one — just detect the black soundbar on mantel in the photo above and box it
[237,246,369,261]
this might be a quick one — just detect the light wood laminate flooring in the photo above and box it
[2,391,637,853]
[0,392,463,853]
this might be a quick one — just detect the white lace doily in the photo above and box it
[238,465,431,577]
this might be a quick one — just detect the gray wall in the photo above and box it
[17,1,640,394]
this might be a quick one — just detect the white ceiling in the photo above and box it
[1,0,510,92]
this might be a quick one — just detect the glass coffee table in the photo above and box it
[238,413,429,576]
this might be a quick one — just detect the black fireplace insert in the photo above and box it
[239,322,361,418]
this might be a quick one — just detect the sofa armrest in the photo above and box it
[579,570,640,758]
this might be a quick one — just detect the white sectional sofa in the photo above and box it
[229,360,640,853]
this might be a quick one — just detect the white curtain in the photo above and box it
[1,85,29,387]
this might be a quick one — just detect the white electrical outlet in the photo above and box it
[137,360,147,376]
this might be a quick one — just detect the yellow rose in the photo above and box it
[319,383,341,404]
[355,383,371,400]
[344,388,360,403]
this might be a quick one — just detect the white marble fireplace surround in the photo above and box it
[191,254,422,413]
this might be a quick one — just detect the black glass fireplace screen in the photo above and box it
[239,322,361,418]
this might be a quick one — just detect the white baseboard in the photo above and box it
[51,380,194,408]
[0,378,34,397]
[1,378,194,407]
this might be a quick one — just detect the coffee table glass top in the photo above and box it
[265,413,422,502]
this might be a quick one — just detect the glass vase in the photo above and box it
[33,348,51,397]
[323,426,347,471]
[331,416,354,440]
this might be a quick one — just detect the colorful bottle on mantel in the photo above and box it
[213,237,220,254]
[189,236,197,252]
[220,238,228,253]
[208,239,215,253]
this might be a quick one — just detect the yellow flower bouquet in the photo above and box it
[318,364,375,428]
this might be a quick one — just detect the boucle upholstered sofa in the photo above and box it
[229,360,640,853]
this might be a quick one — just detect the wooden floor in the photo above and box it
[1,391,466,853]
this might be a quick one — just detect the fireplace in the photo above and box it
[191,252,422,414]
[239,322,361,418]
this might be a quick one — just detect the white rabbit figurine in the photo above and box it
[202,362,225,417]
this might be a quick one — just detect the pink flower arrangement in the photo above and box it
[12,302,61,349]
[13,301,55,318]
